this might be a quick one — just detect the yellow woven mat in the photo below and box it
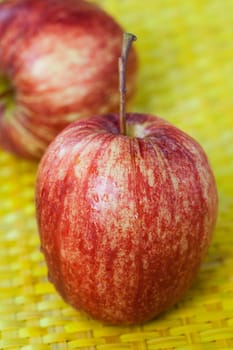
[1,0,233,349]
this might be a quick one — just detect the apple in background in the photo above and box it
[0,0,137,160]
[35,34,218,325]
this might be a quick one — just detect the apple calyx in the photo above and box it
[119,33,137,135]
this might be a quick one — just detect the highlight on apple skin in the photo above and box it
[0,0,137,160]
[35,112,218,325]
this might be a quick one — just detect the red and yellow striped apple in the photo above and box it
[36,112,218,325]
[0,0,137,159]
[35,33,218,325]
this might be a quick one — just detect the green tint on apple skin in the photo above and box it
[0,74,15,120]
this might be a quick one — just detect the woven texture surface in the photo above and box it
[1,0,233,349]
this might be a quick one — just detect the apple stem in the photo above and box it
[119,32,137,135]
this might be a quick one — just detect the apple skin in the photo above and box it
[0,0,137,160]
[35,113,218,325]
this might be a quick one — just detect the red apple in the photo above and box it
[35,33,218,325]
[36,112,218,325]
[0,0,137,160]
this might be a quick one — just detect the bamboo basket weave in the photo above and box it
[1,0,233,349]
